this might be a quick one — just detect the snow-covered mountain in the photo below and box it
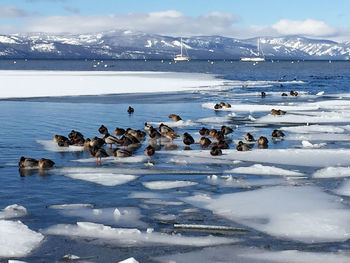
[0,30,349,60]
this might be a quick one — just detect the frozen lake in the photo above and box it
[1,60,350,262]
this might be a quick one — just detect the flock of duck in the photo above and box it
[19,103,287,169]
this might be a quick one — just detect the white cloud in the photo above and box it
[272,19,336,37]
[0,6,29,18]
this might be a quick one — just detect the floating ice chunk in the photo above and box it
[335,180,350,197]
[63,172,138,186]
[196,115,234,124]
[48,203,94,209]
[154,246,350,263]
[36,140,84,152]
[316,91,325,96]
[56,206,147,228]
[301,140,327,148]
[281,124,345,133]
[202,103,318,112]
[227,164,305,177]
[162,148,350,167]
[118,257,139,263]
[45,221,238,247]
[143,199,184,206]
[207,175,287,188]
[286,134,350,141]
[184,186,350,243]
[257,111,350,124]
[60,254,80,260]
[313,167,350,178]
[153,214,177,221]
[8,260,28,263]
[142,180,198,190]
[0,220,43,258]
[0,205,27,220]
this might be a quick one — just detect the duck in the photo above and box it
[84,138,91,148]
[257,136,269,148]
[53,135,69,143]
[144,145,156,160]
[210,145,222,156]
[270,109,286,115]
[199,137,212,148]
[113,148,132,158]
[90,147,109,163]
[216,140,229,149]
[236,141,251,151]
[182,132,195,146]
[169,114,182,122]
[209,129,218,138]
[18,156,38,168]
[261,91,266,97]
[159,123,174,134]
[290,90,298,96]
[215,131,225,141]
[199,127,210,136]
[127,129,146,141]
[57,139,70,147]
[214,104,222,110]
[38,158,55,169]
[127,106,134,114]
[68,130,85,146]
[244,132,255,142]
[98,125,109,136]
[149,128,162,140]
[144,122,153,134]
[221,125,233,135]
[90,136,105,148]
[272,129,285,138]
[224,103,231,108]
[281,93,288,97]
[113,127,125,137]
[103,133,119,148]
[162,131,180,142]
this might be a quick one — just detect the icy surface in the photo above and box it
[118,258,139,263]
[281,125,346,134]
[184,186,350,243]
[45,221,238,247]
[0,71,227,98]
[62,171,138,186]
[162,148,350,167]
[335,180,350,197]
[227,164,305,177]
[36,140,84,152]
[154,246,350,263]
[142,180,198,190]
[0,220,44,258]
[286,133,350,141]
[313,167,350,178]
[0,205,27,220]
[56,206,147,228]
[48,203,94,209]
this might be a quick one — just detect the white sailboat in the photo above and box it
[174,38,189,62]
[240,38,265,62]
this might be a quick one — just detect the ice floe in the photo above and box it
[0,220,43,258]
[45,221,238,247]
[154,246,350,263]
[55,206,147,228]
[335,180,350,197]
[196,114,236,124]
[226,164,305,177]
[0,71,228,98]
[183,185,350,243]
[202,102,318,112]
[63,172,138,186]
[0,205,27,220]
[36,140,84,152]
[207,175,288,188]
[281,124,346,134]
[147,120,195,128]
[313,167,350,178]
[118,257,139,263]
[162,148,350,167]
[301,140,327,148]
[142,180,198,190]
[286,134,350,141]
[48,203,94,209]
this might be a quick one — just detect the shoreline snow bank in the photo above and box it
[0,70,227,98]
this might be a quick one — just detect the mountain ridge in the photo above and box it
[0,30,349,60]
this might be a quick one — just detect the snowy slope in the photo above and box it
[0,30,349,60]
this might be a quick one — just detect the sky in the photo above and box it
[0,0,349,42]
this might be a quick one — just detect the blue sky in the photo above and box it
[0,0,349,41]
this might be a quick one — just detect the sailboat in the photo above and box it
[174,38,189,62]
[240,38,265,62]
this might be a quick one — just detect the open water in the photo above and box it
[1,60,350,262]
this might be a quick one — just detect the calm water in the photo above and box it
[1,60,350,262]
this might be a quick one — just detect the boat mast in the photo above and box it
[180,38,183,56]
